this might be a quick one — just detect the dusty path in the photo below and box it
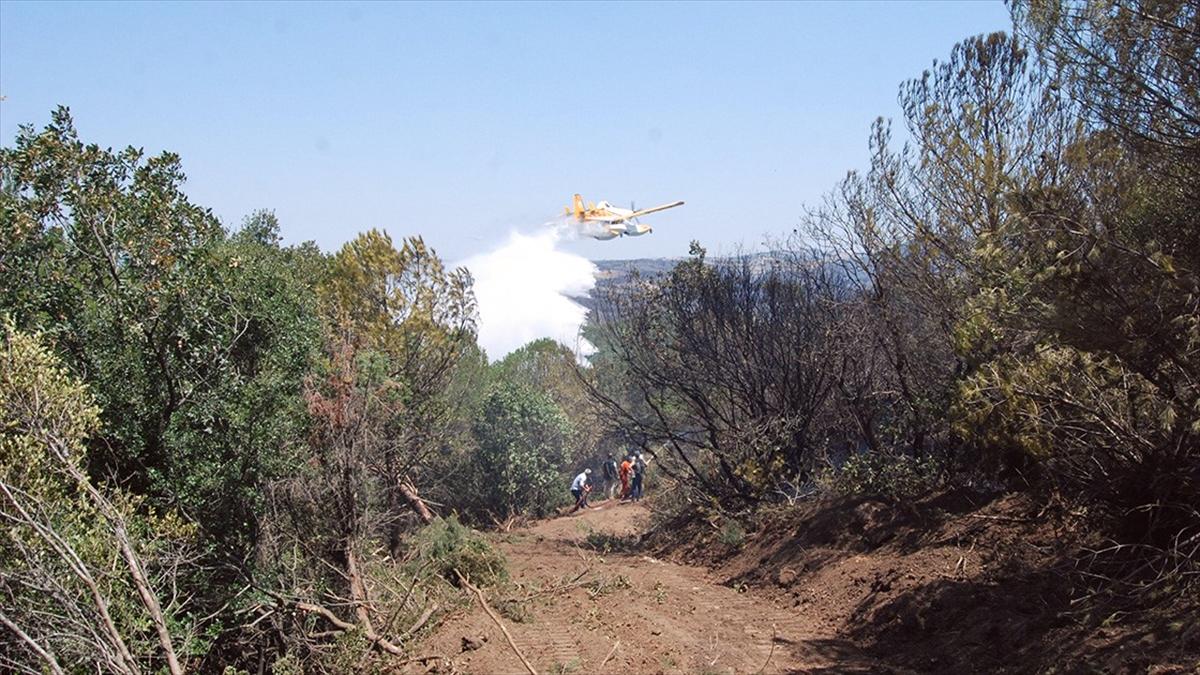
[416,501,886,674]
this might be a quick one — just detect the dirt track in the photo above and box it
[415,501,886,674]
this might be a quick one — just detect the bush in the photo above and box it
[410,515,508,587]
[1,321,198,668]
[470,381,574,519]
[717,520,746,548]
[823,452,944,501]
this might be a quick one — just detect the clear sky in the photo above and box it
[1,1,1012,262]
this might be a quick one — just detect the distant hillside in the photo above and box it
[588,250,816,299]
[592,256,679,282]
[577,258,679,311]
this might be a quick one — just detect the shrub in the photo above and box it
[584,530,640,554]
[410,515,508,586]
[471,381,574,519]
[717,520,746,548]
[824,452,944,501]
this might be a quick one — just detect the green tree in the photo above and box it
[472,381,573,518]
[0,110,323,563]
[1,320,194,672]
[953,1,1200,549]
[252,230,478,661]
[494,338,602,466]
[314,229,476,545]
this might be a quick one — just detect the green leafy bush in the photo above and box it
[410,515,508,586]
[471,381,574,518]
[717,520,746,548]
[1,320,197,668]
[824,453,944,501]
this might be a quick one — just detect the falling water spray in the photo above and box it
[460,219,598,361]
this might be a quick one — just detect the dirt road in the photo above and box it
[416,501,885,674]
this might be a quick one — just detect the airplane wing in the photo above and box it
[629,201,684,219]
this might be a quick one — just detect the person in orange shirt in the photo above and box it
[618,455,633,500]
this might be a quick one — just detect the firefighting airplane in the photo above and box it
[564,194,685,240]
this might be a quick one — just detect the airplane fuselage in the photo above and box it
[592,229,621,240]
[584,202,637,224]
[564,194,682,240]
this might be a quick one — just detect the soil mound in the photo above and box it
[650,489,1199,673]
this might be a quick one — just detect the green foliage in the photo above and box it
[2,0,1194,666]
[0,318,100,497]
[717,520,746,548]
[491,338,603,480]
[550,658,583,674]
[0,111,323,558]
[1,320,196,669]
[228,227,484,667]
[410,515,508,587]
[582,573,632,599]
[313,229,476,539]
[319,229,475,354]
[493,338,587,416]
[822,453,944,501]
[471,380,574,518]
[953,2,1200,547]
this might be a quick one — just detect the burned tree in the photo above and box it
[587,245,843,505]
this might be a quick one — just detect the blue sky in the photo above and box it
[1,1,1012,261]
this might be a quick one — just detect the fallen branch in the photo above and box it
[520,569,590,601]
[574,544,590,564]
[455,569,538,675]
[708,632,721,666]
[600,640,620,668]
[273,591,405,657]
[754,624,778,675]
[402,603,438,637]
[294,600,356,632]
[399,479,435,524]
[490,512,519,532]
[965,514,1034,523]
[399,653,446,665]
[245,607,275,630]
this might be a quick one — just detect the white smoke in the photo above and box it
[461,220,598,361]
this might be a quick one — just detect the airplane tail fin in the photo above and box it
[572,194,585,221]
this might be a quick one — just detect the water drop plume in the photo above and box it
[460,220,597,361]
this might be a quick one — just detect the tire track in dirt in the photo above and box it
[516,624,578,671]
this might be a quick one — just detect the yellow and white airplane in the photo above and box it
[564,194,684,240]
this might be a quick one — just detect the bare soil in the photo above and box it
[413,500,880,674]
[411,492,1198,674]
[649,490,1199,674]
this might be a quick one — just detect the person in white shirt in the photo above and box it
[570,469,593,512]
